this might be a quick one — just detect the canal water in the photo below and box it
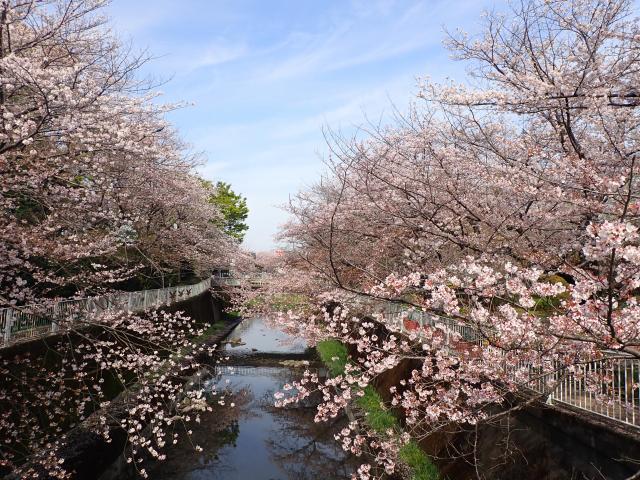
[146,317,359,480]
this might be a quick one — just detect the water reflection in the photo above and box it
[261,393,356,479]
[223,317,307,355]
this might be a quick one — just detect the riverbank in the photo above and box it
[96,312,243,480]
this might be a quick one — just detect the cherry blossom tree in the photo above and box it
[0,1,242,477]
[0,0,238,306]
[266,0,640,477]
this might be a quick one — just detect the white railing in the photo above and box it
[510,356,639,427]
[0,278,212,347]
[383,304,485,346]
[379,304,640,429]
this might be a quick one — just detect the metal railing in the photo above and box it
[510,357,639,427]
[0,278,212,347]
[383,304,484,346]
[379,304,640,429]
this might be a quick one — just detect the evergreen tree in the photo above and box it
[205,181,249,241]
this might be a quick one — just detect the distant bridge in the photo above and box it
[211,272,269,288]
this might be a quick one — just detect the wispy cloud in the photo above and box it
[262,0,462,81]
[195,43,247,68]
[165,41,250,75]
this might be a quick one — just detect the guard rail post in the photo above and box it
[3,309,14,345]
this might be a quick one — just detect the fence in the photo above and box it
[383,303,485,346]
[512,356,639,426]
[0,278,212,347]
[379,304,640,429]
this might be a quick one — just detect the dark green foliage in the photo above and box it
[202,180,249,242]
[12,194,48,224]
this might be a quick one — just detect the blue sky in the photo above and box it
[107,0,504,251]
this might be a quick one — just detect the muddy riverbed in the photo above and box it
[145,317,359,480]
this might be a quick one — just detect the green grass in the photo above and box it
[192,320,227,345]
[245,293,309,311]
[245,296,265,308]
[316,339,349,377]
[399,441,439,480]
[356,385,398,434]
[316,339,438,480]
[271,293,309,311]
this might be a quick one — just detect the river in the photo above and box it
[145,317,359,480]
